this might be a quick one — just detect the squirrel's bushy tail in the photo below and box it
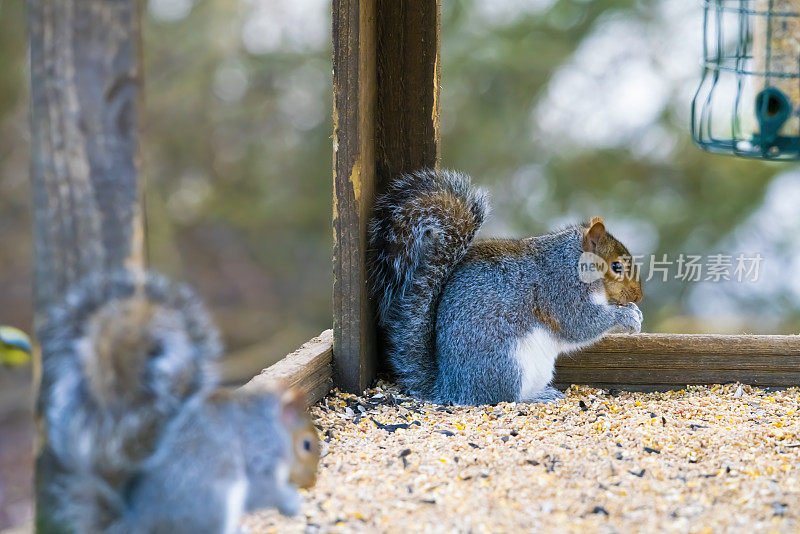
[37,270,221,533]
[368,169,488,400]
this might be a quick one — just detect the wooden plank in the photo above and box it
[557,334,800,370]
[332,0,441,393]
[551,384,779,393]
[332,0,377,394]
[565,333,800,355]
[554,333,800,388]
[558,353,800,372]
[555,368,800,387]
[241,330,333,405]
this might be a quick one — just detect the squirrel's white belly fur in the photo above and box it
[223,476,248,534]
[513,328,585,401]
[515,289,609,401]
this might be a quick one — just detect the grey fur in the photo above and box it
[526,386,565,404]
[39,270,221,533]
[368,169,489,400]
[38,270,302,534]
[369,170,642,406]
[116,391,299,534]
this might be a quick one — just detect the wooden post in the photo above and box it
[374,1,441,182]
[29,0,145,311]
[28,0,144,530]
[332,0,440,394]
[332,0,378,394]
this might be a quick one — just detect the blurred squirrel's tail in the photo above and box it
[368,170,488,400]
[36,270,221,533]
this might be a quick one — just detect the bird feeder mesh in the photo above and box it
[692,0,800,160]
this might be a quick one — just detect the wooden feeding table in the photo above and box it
[252,0,800,402]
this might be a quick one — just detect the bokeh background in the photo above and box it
[2,0,800,528]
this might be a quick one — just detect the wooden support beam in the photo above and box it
[332,0,378,394]
[332,0,441,394]
[241,330,334,405]
[374,0,441,182]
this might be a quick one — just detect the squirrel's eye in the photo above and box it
[610,261,624,274]
[296,433,316,457]
[147,340,164,359]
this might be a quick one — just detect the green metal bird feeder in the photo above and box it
[692,0,800,160]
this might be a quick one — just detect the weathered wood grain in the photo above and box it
[554,333,800,388]
[555,368,800,387]
[242,330,333,405]
[375,0,441,184]
[565,333,800,355]
[332,0,378,394]
[332,0,441,393]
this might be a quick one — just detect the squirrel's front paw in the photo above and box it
[626,302,643,324]
[610,303,642,334]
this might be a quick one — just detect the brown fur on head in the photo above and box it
[582,217,643,305]
[281,388,320,489]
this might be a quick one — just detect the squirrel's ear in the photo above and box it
[582,218,606,252]
[280,388,307,425]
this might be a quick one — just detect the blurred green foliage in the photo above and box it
[1,0,798,384]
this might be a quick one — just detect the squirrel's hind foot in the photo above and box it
[522,386,565,404]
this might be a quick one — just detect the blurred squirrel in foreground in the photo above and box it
[369,169,643,405]
[37,271,319,534]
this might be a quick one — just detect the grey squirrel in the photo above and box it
[119,387,318,533]
[37,270,319,534]
[368,169,643,405]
